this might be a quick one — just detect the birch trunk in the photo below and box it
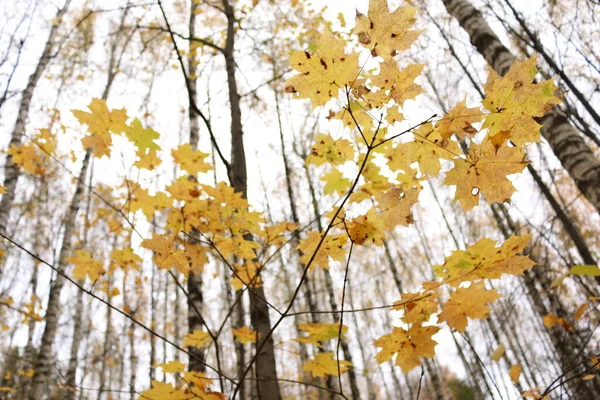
[441,0,600,214]
[0,0,72,239]
[29,149,91,400]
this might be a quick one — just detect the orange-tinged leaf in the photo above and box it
[303,352,352,378]
[574,303,588,322]
[141,234,191,274]
[231,260,262,290]
[375,183,420,229]
[509,364,522,383]
[232,326,257,344]
[374,325,439,373]
[434,234,534,285]
[444,137,527,211]
[347,210,386,246]
[543,314,572,331]
[285,32,360,107]
[438,282,502,332]
[355,0,421,59]
[0,185,5,194]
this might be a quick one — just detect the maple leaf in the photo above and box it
[374,325,439,373]
[392,290,439,325]
[482,57,561,145]
[110,247,142,271]
[183,330,211,348]
[139,380,188,400]
[355,0,421,59]
[321,168,351,195]
[436,99,484,140]
[437,282,502,332]
[285,31,360,107]
[134,148,162,170]
[296,323,348,348]
[491,344,506,361]
[158,360,186,373]
[231,260,262,290]
[303,352,352,378]
[370,60,424,106]
[374,183,420,229]
[72,98,128,157]
[7,143,45,175]
[171,144,213,175]
[509,364,522,383]
[232,326,257,344]
[297,231,347,270]
[347,210,386,246]
[141,234,191,275]
[66,250,105,281]
[444,137,527,211]
[306,133,355,166]
[128,185,170,219]
[434,234,535,285]
[126,118,160,151]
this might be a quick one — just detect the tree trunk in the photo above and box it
[221,0,281,398]
[29,149,91,400]
[441,0,600,214]
[0,0,72,239]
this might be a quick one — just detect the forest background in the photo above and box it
[0,0,599,399]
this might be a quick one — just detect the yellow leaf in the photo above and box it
[438,282,502,332]
[158,360,186,373]
[374,325,439,373]
[509,364,522,383]
[126,118,160,151]
[285,32,360,107]
[139,380,188,400]
[321,168,351,195]
[347,210,387,246]
[567,264,600,277]
[306,133,355,166]
[303,352,352,378]
[66,250,105,281]
[370,60,424,106]
[436,98,484,140]
[232,326,257,344]
[0,185,5,194]
[183,330,211,349]
[444,137,527,211]
[171,144,213,175]
[72,98,128,158]
[483,57,561,146]
[434,234,534,285]
[355,0,421,59]
[297,231,347,270]
[296,323,348,348]
[491,344,505,361]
